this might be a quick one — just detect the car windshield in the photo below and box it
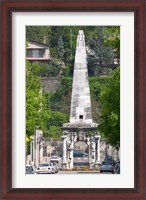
[51,156,58,159]
[51,161,59,164]
[39,163,49,167]
[103,162,112,165]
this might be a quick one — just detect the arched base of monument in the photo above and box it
[61,123,101,170]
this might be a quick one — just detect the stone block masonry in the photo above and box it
[41,77,61,93]
[70,30,93,124]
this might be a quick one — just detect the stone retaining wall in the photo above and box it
[41,77,61,93]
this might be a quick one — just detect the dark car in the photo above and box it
[115,165,120,174]
[114,161,120,174]
[105,155,113,161]
[104,156,115,166]
[100,161,114,173]
[26,165,35,174]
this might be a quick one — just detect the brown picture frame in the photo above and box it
[0,0,145,199]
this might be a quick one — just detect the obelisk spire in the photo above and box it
[70,30,92,124]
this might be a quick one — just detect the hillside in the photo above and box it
[26,26,120,150]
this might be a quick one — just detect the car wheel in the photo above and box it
[52,170,55,174]
[100,171,103,173]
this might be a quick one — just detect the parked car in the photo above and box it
[26,165,35,174]
[49,162,59,173]
[104,156,115,166]
[36,163,53,174]
[114,161,120,174]
[115,165,120,174]
[105,155,113,161]
[100,161,114,173]
[50,155,61,160]
[50,155,61,166]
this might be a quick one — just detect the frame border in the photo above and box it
[0,0,145,199]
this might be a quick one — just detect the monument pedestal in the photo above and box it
[62,124,100,169]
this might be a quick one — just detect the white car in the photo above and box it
[49,162,59,173]
[36,163,53,174]
[50,155,61,161]
[50,155,61,163]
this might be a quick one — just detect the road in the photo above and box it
[56,157,114,174]
[57,171,114,174]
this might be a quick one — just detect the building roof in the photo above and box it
[26,58,50,61]
[27,40,49,49]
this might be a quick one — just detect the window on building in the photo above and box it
[32,49,39,58]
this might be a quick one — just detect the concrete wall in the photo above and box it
[41,77,61,93]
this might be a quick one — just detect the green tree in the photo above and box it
[46,126,62,139]
[29,60,61,77]
[26,61,69,141]
[26,61,50,137]
[45,111,69,139]
[48,111,69,127]
[26,26,51,45]
[98,67,120,148]
[103,26,120,56]
[57,36,64,60]
[87,27,116,76]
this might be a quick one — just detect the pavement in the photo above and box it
[57,170,99,174]
[57,170,114,174]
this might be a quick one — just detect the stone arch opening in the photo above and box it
[74,141,88,152]
[73,141,89,167]
[61,131,101,169]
